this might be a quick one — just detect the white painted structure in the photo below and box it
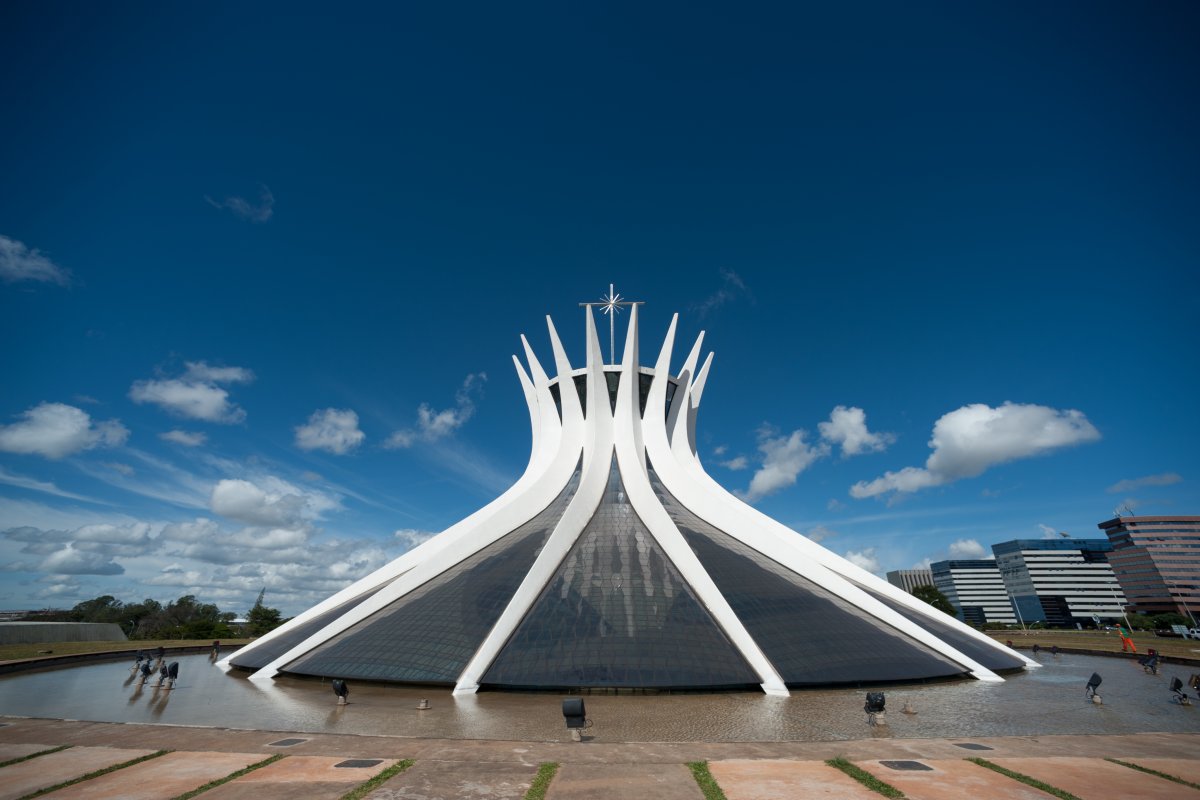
[224,306,1032,693]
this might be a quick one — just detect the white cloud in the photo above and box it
[6,522,153,560]
[394,528,437,550]
[713,445,728,456]
[719,456,749,470]
[205,184,274,223]
[692,268,750,317]
[948,538,988,558]
[844,547,881,574]
[827,498,846,511]
[205,491,295,534]
[737,426,830,503]
[1,495,395,615]
[805,525,837,543]
[1106,472,1182,494]
[183,362,254,384]
[0,402,128,459]
[40,545,124,575]
[0,234,71,285]
[818,406,895,457]
[850,402,1100,499]
[130,360,254,423]
[160,429,207,447]
[385,373,487,448]
[0,467,102,502]
[295,408,365,454]
[1037,523,1064,539]
[210,477,331,527]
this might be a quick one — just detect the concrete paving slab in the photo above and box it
[0,746,155,800]
[202,781,357,800]
[548,763,702,800]
[232,754,392,783]
[708,759,879,800]
[992,756,1200,800]
[0,742,55,762]
[1123,757,1200,785]
[364,759,537,799]
[856,758,1057,800]
[41,750,262,800]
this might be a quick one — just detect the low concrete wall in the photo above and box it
[0,622,127,644]
[0,643,244,675]
[1005,643,1200,667]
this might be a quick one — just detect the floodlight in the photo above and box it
[864,692,886,726]
[1171,677,1192,706]
[562,697,590,741]
[1085,672,1102,704]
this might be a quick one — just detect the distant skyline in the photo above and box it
[1,2,1197,615]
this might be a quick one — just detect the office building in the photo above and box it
[1099,515,1200,622]
[886,569,934,594]
[992,538,1125,627]
[931,559,1017,626]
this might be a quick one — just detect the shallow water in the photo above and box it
[0,652,1196,742]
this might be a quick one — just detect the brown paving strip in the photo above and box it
[0,744,58,764]
[230,755,391,783]
[548,763,702,800]
[38,751,262,800]
[365,760,538,800]
[0,747,156,800]
[990,756,1200,800]
[856,758,1058,800]
[708,760,879,800]
[1119,757,1200,786]
[201,782,357,800]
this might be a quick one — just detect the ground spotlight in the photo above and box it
[1085,672,1102,704]
[331,679,349,705]
[864,691,886,726]
[1170,677,1192,706]
[562,697,591,741]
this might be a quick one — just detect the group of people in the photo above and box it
[129,647,178,689]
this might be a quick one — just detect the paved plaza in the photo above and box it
[1,718,1198,799]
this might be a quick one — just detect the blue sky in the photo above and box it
[2,2,1197,616]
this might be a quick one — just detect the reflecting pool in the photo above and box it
[0,651,1196,742]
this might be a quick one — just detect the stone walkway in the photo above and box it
[1,717,1198,799]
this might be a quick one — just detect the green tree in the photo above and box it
[911,584,957,617]
[135,594,228,639]
[1149,612,1189,629]
[246,588,283,636]
[69,595,125,623]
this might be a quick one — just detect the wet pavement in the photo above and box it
[0,651,1197,742]
[1,651,1199,797]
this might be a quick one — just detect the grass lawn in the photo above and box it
[986,630,1200,660]
[0,639,252,663]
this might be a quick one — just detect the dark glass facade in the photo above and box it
[547,371,672,420]
[279,468,581,683]
[648,471,967,685]
[482,457,758,689]
[229,583,390,670]
[855,583,1027,671]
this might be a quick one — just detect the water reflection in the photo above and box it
[0,652,1195,742]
